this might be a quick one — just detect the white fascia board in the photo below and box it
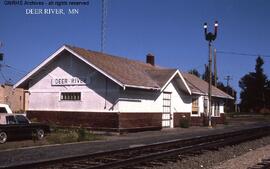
[202,93,234,100]
[212,94,234,100]
[64,46,124,89]
[14,45,125,89]
[14,46,67,88]
[192,91,205,95]
[177,70,192,95]
[161,70,192,95]
[124,84,160,90]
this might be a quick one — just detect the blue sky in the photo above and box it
[0,0,270,102]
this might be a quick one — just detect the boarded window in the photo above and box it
[60,92,81,101]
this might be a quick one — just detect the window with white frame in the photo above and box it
[60,92,81,101]
[192,97,199,115]
[213,101,220,117]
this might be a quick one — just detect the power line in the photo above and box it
[5,64,27,74]
[0,70,8,83]
[217,50,270,58]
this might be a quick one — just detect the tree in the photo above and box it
[202,64,215,84]
[217,82,237,112]
[239,56,269,112]
[188,69,201,78]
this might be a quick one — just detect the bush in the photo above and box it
[179,118,190,128]
[77,127,97,142]
[46,128,100,144]
[46,129,78,144]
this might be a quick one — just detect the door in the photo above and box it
[162,92,171,128]
[15,115,32,138]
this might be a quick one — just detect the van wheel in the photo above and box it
[35,129,45,140]
[0,131,7,144]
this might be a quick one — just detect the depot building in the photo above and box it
[14,45,233,131]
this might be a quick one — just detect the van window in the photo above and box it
[0,107,7,113]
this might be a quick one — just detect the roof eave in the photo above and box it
[123,84,160,90]
[14,45,67,89]
[14,45,126,90]
[160,70,192,95]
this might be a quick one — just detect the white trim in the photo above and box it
[27,109,119,113]
[14,46,66,88]
[177,70,192,95]
[117,98,142,102]
[13,45,125,89]
[124,84,160,90]
[161,70,191,95]
[190,113,200,117]
[64,46,125,89]
[192,91,205,95]
[201,93,234,100]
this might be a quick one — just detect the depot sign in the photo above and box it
[51,77,89,86]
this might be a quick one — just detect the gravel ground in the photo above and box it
[148,136,270,169]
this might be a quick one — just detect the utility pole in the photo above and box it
[224,75,232,112]
[0,42,3,62]
[0,42,3,69]
[101,0,107,53]
[214,48,217,87]
[204,21,218,128]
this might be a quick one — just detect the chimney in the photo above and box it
[146,53,155,66]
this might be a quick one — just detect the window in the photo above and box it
[60,92,81,101]
[163,92,171,113]
[0,107,7,113]
[213,102,220,117]
[162,92,171,128]
[192,97,199,115]
[15,115,30,124]
[6,116,17,124]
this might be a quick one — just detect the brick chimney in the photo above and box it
[146,53,155,66]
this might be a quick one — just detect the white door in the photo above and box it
[162,92,171,128]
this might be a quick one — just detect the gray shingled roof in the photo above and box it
[67,45,176,89]
[181,72,234,99]
[15,45,233,99]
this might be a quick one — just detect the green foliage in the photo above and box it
[179,118,190,128]
[202,64,215,84]
[217,82,237,112]
[239,56,269,112]
[188,69,201,78]
[46,128,100,144]
[77,127,98,142]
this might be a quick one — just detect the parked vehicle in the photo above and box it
[0,114,50,143]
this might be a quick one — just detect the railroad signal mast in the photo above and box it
[204,21,218,127]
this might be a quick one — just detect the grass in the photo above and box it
[46,127,102,144]
[0,127,102,151]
